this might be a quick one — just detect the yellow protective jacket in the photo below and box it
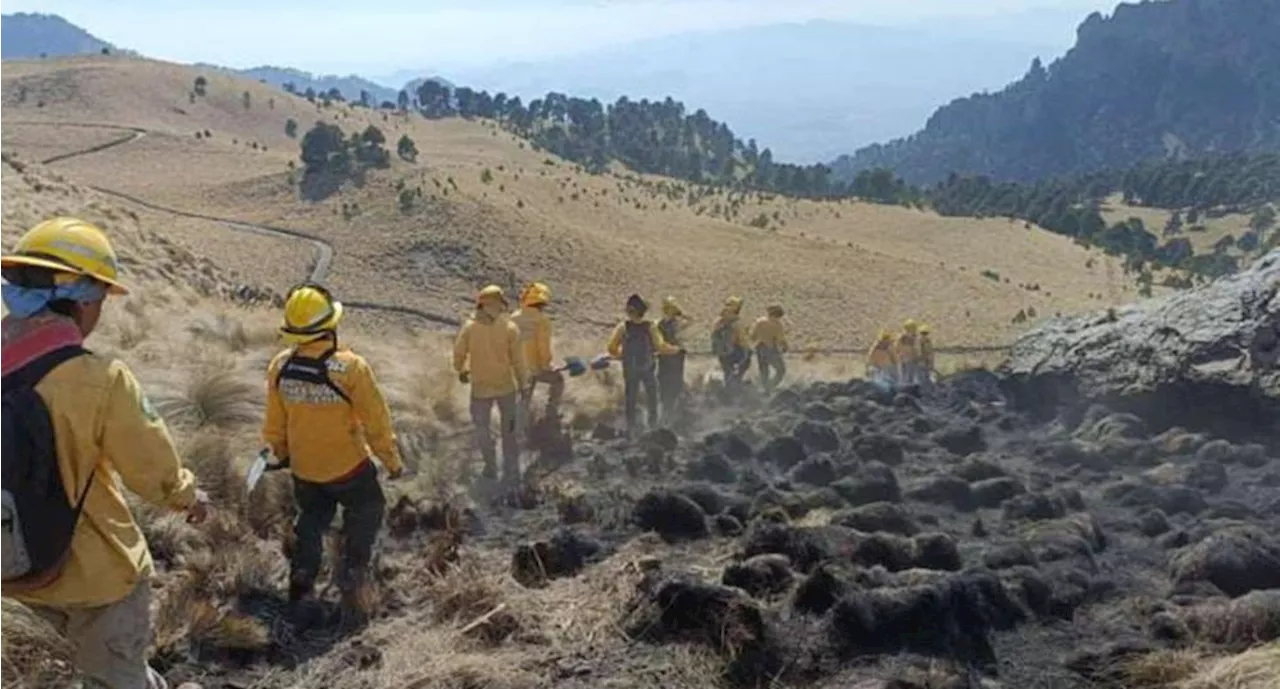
[511,306,554,372]
[4,314,197,608]
[711,315,749,352]
[606,318,682,359]
[894,333,920,364]
[919,335,935,369]
[867,342,897,370]
[454,312,527,399]
[750,316,789,351]
[263,340,403,483]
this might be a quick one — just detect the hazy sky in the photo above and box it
[6,0,1116,75]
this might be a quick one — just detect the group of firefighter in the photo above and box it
[0,218,937,689]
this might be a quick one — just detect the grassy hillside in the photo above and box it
[1,54,1139,349]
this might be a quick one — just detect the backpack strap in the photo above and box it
[274,347,352,405]
[1,345,88,391]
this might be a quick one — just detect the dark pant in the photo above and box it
[657,353,685,421]
[624,364,659,433]
[522,368,565,422]
[756,345,786,391]
[719,349,750,388]
[290,461,386,598]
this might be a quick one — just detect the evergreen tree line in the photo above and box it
[408,81,910,202]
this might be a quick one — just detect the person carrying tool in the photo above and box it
[711,296,751,390]
[895,319,922,386]
[918,324,936,387]
[656,296,691,420]
[607,294,682,435]
[263,282,403,616]
[454,285,528,485]
[2,217,209,689]
[512,282,563,426]
[866,329,898,389]
[750,305,789,392]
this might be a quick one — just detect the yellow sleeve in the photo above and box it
[650,322,681,356]
[100,361,196,511]
[508,321,528,386]
[452,322,472,373]
[262,355,289,461]
[735,323,749,348]
[348,356,403,473]
[606,323,625,358]
[536,315,554,370]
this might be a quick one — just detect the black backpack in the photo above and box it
[274,347,351,404]
[622,321,656,372]
[2,345,95,586]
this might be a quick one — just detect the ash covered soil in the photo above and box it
[153,253,1278,689]
[161,374,1279,689]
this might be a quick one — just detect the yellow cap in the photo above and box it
[0,217,129,294]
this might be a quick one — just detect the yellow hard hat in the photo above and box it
[477,284,507,306]
[0,217,129,294]
[281,283,343,343]
[520,282,551,307]
[661,296,683,316]
[723,296,743,314]
[903,319,919,332]
[919,324,932,335]
[877,329,893,342]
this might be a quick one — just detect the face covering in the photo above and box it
[1,277,106,319]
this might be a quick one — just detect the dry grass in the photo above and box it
[1,54,1139,349]
[1184,591,1280,650]
[1178,643,1280,689]
[0,598,77,689]
[1100,194,1262,260]
[1118,648,1206,687]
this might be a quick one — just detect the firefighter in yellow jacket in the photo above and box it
[918,324,936,387]
[656,296,692,420]
[711,296,751,389]
[750,305,789,392]
[2,217,209,689]
[512,282,563,425]
[866,329,898,387]
[895,319,923,386]
[454,285,529,485]
[263,283,404,611]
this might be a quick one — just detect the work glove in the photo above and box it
[458,371,470,385]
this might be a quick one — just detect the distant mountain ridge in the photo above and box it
[206,65,400,105]
[1,12,112,58]
[446,19,1062,162]
[832,0,1280,185]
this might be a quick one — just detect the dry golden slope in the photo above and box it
[2,54,1138,348]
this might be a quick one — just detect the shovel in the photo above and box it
[245,448,288,493]
[556,355,612,377]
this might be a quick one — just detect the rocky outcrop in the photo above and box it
[1003,251,1279,443]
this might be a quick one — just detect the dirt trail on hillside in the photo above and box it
[11,120,463,329]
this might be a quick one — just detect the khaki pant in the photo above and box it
[30,580,167,689]
[472,393,520,483]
